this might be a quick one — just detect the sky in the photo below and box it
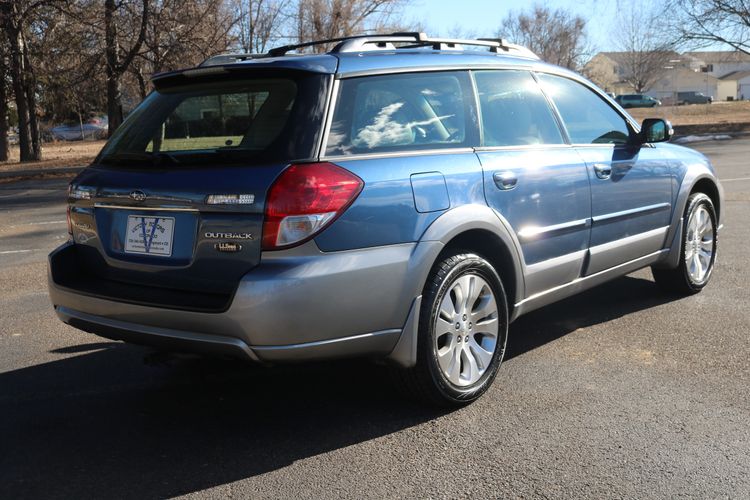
[401,0,620,52]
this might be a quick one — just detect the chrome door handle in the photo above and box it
[493,171,518,190]
[593,163,612,180]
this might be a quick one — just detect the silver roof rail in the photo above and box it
[199,33,539,65]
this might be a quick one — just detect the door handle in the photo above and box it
[493,171,518,190]
[593,163,612,180]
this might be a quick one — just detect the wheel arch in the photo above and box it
[656,173,723,270]
[388,205,526,368]
[415,204,525,317]
[691,177,721,222]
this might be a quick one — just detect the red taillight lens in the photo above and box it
[262,162,363,250]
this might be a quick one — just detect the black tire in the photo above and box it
[652,193,717,295]
[397,252,509,407]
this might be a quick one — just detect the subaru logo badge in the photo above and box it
[130,190,147,202]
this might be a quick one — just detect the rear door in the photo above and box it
[473,70,591,297]
[537,73,672,276]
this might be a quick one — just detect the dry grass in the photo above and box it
[0,140,105,173]
[627,101,750,127]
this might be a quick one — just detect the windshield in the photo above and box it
[97,72,329,167]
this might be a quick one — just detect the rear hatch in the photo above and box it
[54,68,331,312]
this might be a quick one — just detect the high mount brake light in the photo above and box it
[262,162,363,250]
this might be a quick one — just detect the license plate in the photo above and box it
[124,216,175,256]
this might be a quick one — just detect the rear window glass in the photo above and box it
[325,71,475,155]
[97,74,328,167]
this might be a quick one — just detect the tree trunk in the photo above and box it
[105,0,123,136]
[7,25,31,161]
[21,43,41,160]
[0,54,9,162]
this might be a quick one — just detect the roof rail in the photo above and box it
[199,33,539,66]
[268,32,539,59]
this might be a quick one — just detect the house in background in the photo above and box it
[719,71,750,101]
[584,50,750,101]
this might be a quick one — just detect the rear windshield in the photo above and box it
[97,72,329,167]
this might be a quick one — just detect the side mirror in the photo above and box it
[639,118,673,144]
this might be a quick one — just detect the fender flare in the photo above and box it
[657,170,723,269]
[388,204,526,368]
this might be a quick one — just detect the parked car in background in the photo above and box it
[615,94,661,108]
[50,116,108,141]
[677,91,713,105]
[49,33,723,407]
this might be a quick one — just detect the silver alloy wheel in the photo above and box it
[434,273,499,387]
[685,205,715,283]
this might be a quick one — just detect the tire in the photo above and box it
[652,193,717,295]
[397,252,509,407]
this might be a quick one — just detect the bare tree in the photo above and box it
[128,0,236,99]
[295,0,405,49]
[499,4,589,70]
[614,0,675,93]
[668,0,750,55]
[0,0,51,161]
[104,0,149,135]
[235,0,289,53]
[0,38,8,162]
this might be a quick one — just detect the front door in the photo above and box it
[537,73,672,276]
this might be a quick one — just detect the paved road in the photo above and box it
[1,140,749,499]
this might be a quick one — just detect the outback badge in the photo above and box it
[215,242,242,253]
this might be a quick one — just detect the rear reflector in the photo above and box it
[262,162,363,250]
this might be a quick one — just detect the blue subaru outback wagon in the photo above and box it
[49,33,723,406]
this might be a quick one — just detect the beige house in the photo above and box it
[584,50,750,101]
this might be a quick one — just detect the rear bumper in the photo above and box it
[49,240,441,363]
[55,305,402,363]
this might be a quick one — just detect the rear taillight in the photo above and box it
[262,162,363,250]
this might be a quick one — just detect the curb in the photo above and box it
[0,166,84,180]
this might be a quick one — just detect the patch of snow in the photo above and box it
[674,134,733,144]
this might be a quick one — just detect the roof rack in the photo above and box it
[198,32,539,66]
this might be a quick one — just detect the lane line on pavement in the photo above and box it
[0,249,41,255]
[7,220,66,228]
[721,177,750,182]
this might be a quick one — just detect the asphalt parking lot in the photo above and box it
[1,139,749,499]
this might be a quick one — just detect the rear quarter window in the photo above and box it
[325,71,476,156]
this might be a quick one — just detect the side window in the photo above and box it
[538,74,631,145]
[474,70,564,147]
[325,72,474,155]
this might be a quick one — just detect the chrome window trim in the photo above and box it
[335,63,537,80]
[322,147,476,162]
[93,204,199,213]
[592,202,671,224]
[473,143,573,153]
[317,75,339,159]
